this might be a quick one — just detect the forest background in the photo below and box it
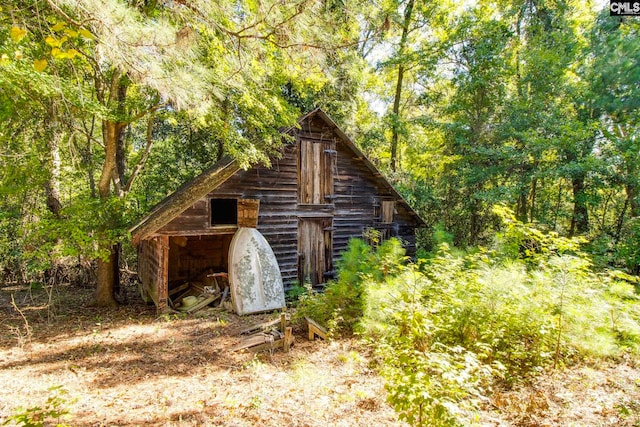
[1,0,639,298]
[3,0,640,425]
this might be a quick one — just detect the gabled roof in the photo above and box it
[130,109,426,244]
[297,109,426,227]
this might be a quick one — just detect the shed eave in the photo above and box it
[130,157,241,245]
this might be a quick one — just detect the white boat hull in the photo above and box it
[228,227,285,315]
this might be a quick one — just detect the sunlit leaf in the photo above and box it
[45,35,68,47]
[64,28,79,38]
[79,29,95,40]
[10,27,27,43]
[45,36,58,47]
[33,58,48,72]
[51,22,67,32]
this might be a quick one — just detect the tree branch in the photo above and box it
[123,113,155,194]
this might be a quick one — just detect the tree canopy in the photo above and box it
[1,0,639,302]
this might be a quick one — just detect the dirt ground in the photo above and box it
[1,282,640,427]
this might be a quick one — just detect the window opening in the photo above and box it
[210,198,237,226]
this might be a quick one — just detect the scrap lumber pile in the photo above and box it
[232,313,294,353]
[169,271,229,313]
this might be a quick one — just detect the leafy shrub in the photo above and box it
[295,237,406,336]
[284,281,309,305]
[299,211,640,425]
[3,385,73,427]
[361,264,496,426]
[363,240,640,424]
[617,218,640,275]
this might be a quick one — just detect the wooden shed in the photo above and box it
[130,109,426,311]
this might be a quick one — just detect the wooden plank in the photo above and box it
[382,200,395,224]
[237,199,260,228]
[306,317,327,340]
[232,330,285,352]
[313,141,322,204]
[249,338,285,353]
[168,282,190,296]
[157,235,170,312]
[231,334,273,351]
[239,318,281,335]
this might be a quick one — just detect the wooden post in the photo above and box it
[284,327,293,352]
[280,312,287,334]
[157,235,170,312]
[306,317,327,340]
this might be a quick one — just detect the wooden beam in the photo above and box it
[306,317,327,340]
[240,318,281,335]
[157,235,169,313]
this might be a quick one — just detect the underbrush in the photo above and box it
[296,207,640,426]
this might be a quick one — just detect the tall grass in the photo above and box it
[297,208,640,425]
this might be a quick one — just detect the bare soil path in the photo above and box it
[0,283,401,426]
[1,282,639,426]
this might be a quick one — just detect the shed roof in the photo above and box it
[130,109,426,244]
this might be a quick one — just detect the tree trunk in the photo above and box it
[469,197,483,246]
[93,68,132,307]
[516,191,528,223]
[627,182,640,218]
[45,125,63,217]
[390,0,415,173]
[94,119,123,307]
[569,175,589,236]
[115,79,130,193]
[529,177,537,222]
[390,65,404,173]
[615,182,639,242]
[614,194,629,243]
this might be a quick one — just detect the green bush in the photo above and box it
[295,237,406,336]
[617,218,640,275]
[361,263,497,426]
[3,386,73,427]
[298,211,640,425]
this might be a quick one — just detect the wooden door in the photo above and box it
[298,218,333,286]
[299,139,334,205]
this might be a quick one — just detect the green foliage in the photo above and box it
[3,386,74,427]
[617,218,640,275]
[313,209,640,425]
[432,222,454,247]
[285,281,310,306]
[491,204,583,263]
[362,262,497,426]
[295,238,406,336]
[1,0,364,295]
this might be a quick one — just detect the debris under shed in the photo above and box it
[169,271,229,313]
[232,313,294,353]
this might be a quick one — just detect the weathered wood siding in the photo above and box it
[139,113,421,299]
[167,234,233,283]
[210,147,300,285]
[138,236,168,307]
